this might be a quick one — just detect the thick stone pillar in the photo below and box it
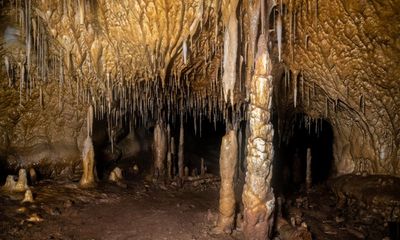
[153,121,168,180]
[242,35,275,240]
[215,129,238,234]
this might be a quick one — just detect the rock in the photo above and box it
[347,227,365,239]
[26,213,43,222]
[109,167,123,182]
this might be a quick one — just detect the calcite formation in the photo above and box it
[79,136,96,188]
[153,121,167,180]
[242,35,275,240]
[277,0,400,176]
[215,129,238,233]
[0,0,398,238]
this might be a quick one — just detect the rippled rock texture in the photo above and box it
[277,0,400,176]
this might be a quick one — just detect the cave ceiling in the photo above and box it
[0,0,399,175]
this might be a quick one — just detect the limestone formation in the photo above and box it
[242,35,275,240]
[2,175,17,191]
[22,189,34,203]
[153,121,168,180]
[178,116,185,178]
[29,168,37,185]
[15,169,29,192]
[79,136,96,188]
[109,167,123,183]
[214,129,238,234]
[306,148,312,191]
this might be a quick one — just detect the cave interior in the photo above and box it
[0,0,399,239]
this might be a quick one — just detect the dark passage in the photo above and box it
[184,115,226,176]
[273,114,334,194]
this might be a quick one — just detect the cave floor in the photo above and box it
[0,178,240,240]
[0,176,395,240]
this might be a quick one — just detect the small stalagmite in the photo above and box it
[153,121,168,180]
[22,189,34,203]
[79,136,96,188]
[29,168,37,185]
[15,169,29,192]
[242,35,275,240]
[109,167,123,182]
[2,175,17,191]
[200,158,206,176]
[214,129,238,234]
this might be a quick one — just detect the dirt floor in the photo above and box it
[0,175,398,240]
[0,178,242,240]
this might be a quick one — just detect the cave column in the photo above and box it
[215,128,238,234]
[242,35,275,240]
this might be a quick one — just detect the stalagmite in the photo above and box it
[29,167,37,184]
[242,35,275,240]
[22,189,34,203]
[109,167,123,182]
[306,148,312,191]
[153,121,167,180]
[2,175,17,191]
[200,158,206,176]
[178,115,185,178]
[79,136,96,188]
[15,169,29,192]
[166,125,172,179]
[222,0,239,104]
[214,129,238,234]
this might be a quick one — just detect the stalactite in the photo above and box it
[182,40,188,65]
[261,0,265,34]
[87,105,94,137]
[315,0,318,26]
[78,0,84,25]
[325,97,329,117]
[4,56,10,85]
[276,10,282,62]
[39,86,43,109]
[222,0,239,104]
[294,72,298,108]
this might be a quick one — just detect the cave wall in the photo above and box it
[0,0,399,178]
[281,0,400,176]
